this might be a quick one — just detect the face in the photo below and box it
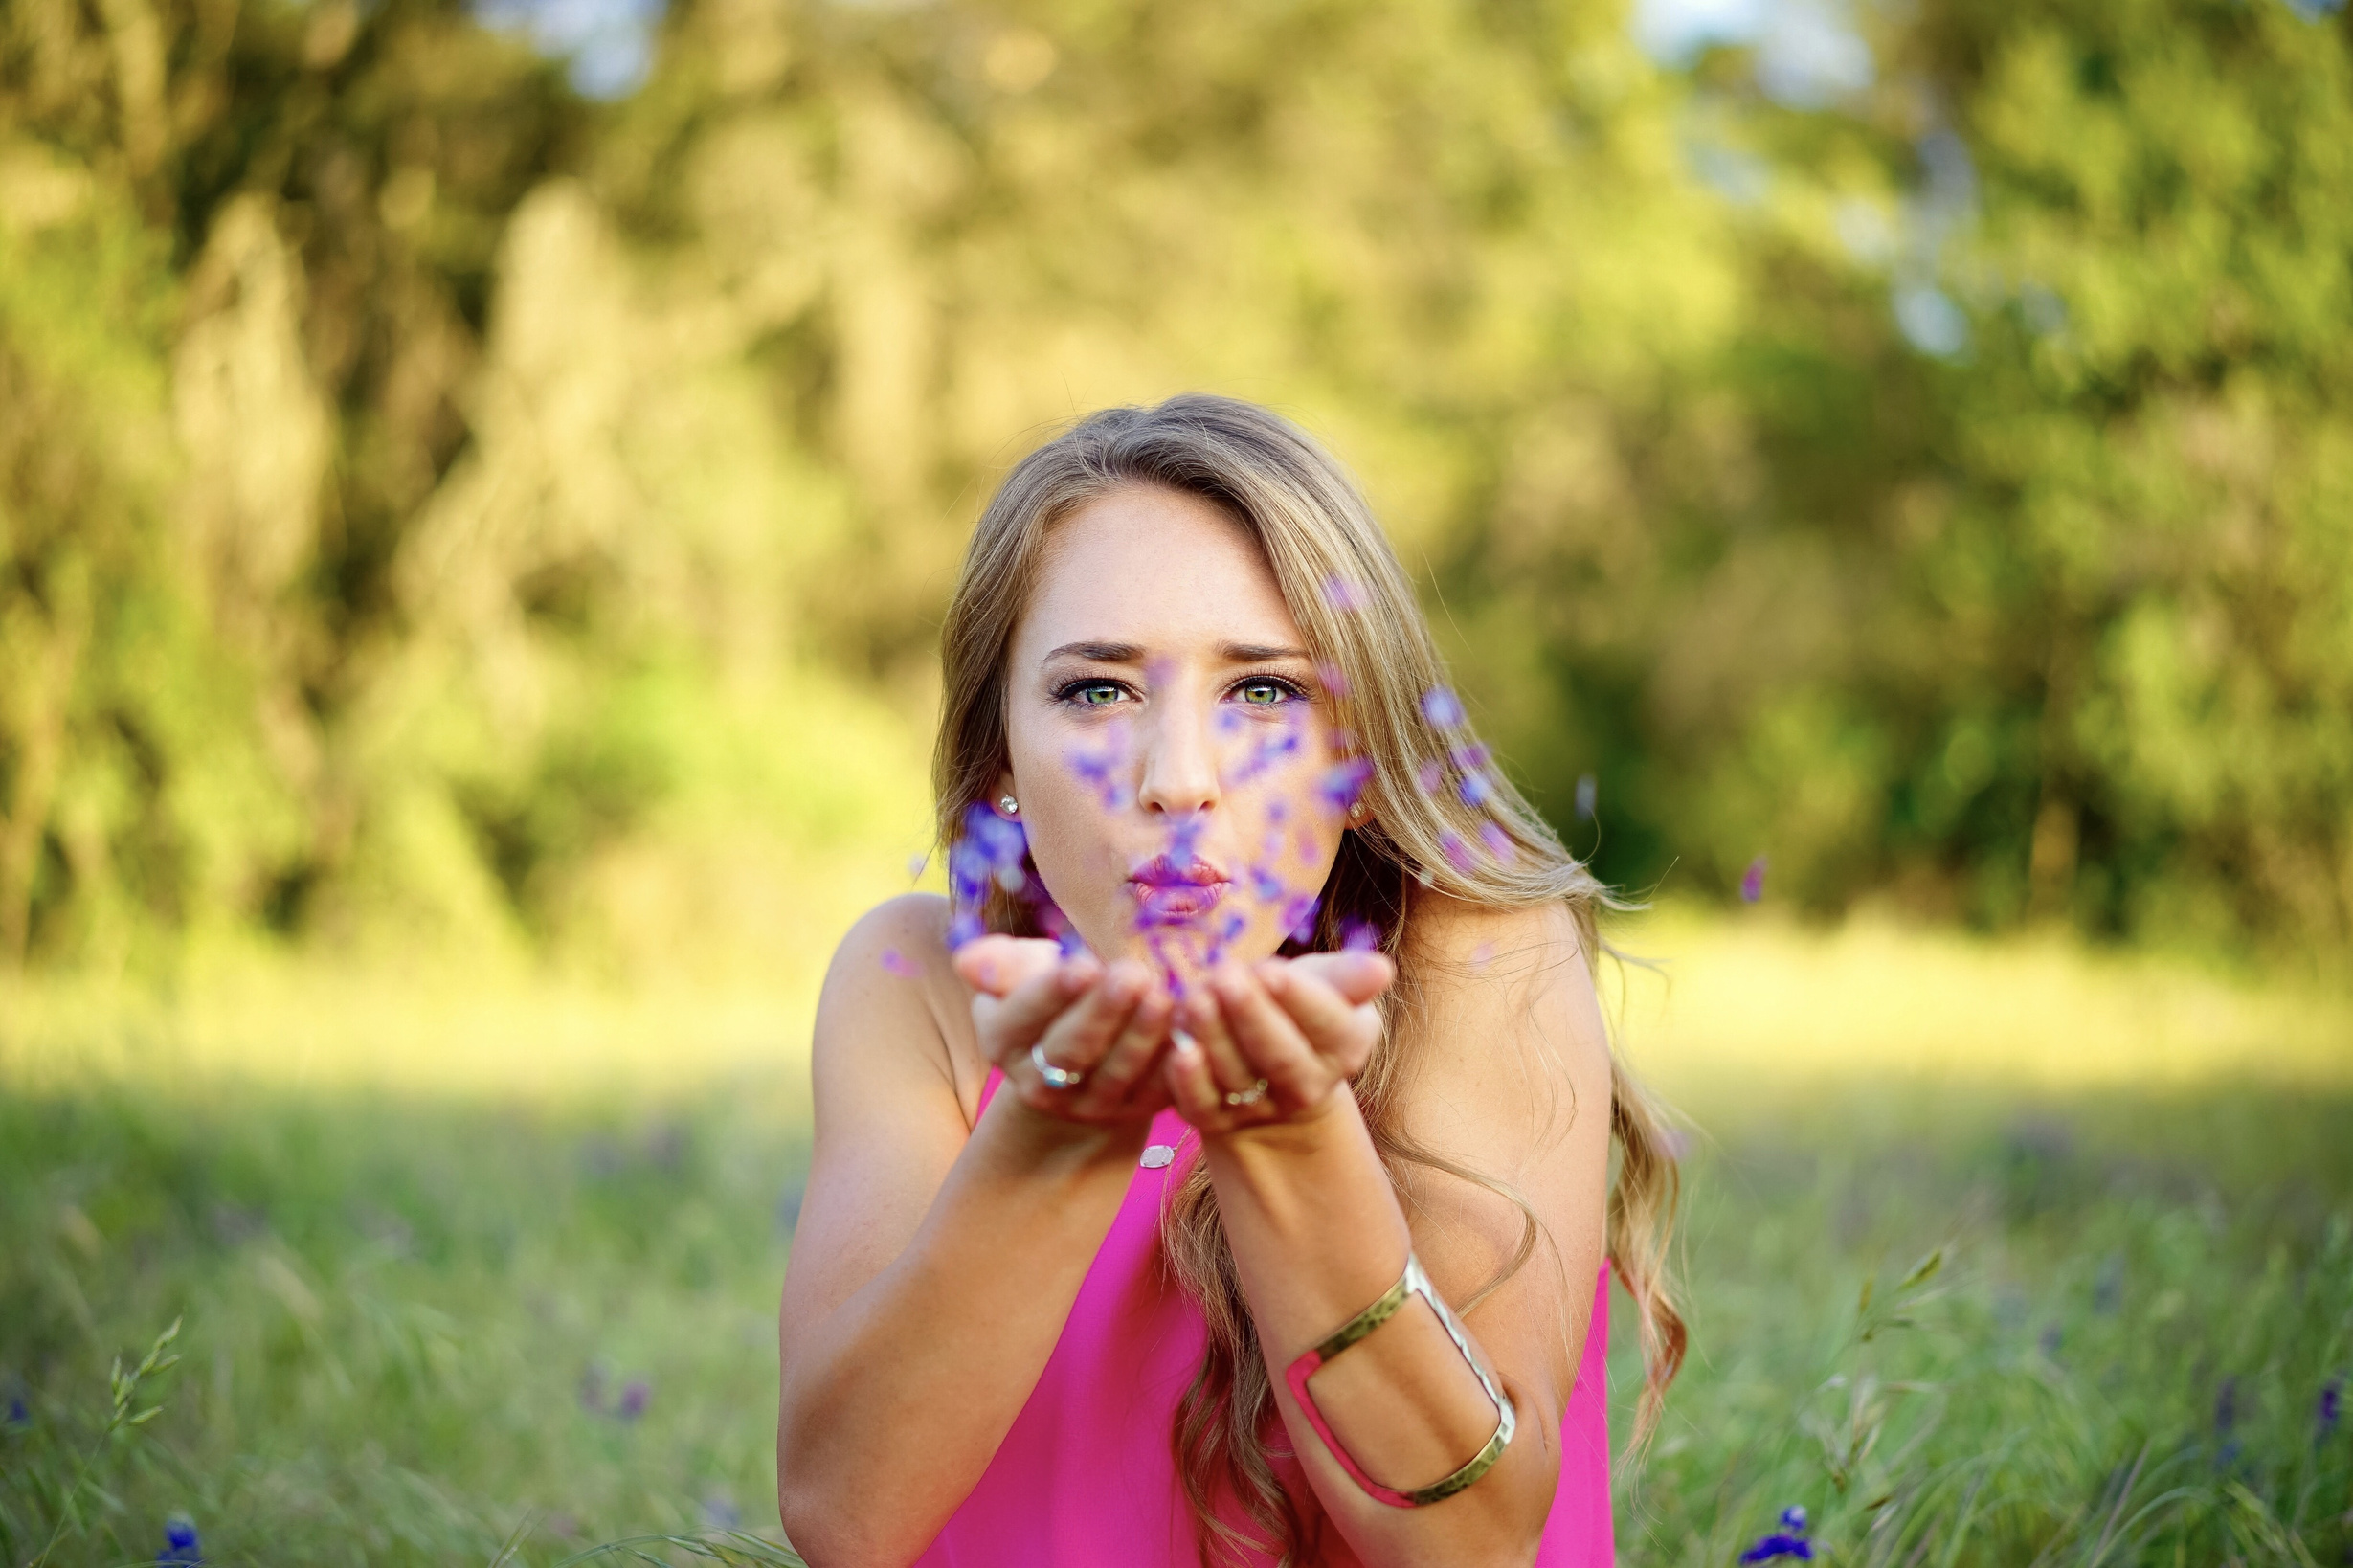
[999,485,1349,987]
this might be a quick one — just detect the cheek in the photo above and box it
[1005,734,1130,928]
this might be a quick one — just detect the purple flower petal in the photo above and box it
[1420,686,1466,728]
[1315,661,1350,698]
[1457,772,1495,808]
[1281,894,1320,944]
[1317,757,1375,812]
[1322,575,1370,612]
[1480,820,1513,861]
[1440,831,1477,873]
[1740,855,1767,904]
[879,948,921,978]
[1417,759,1445,795]
[1339,919,1381,952]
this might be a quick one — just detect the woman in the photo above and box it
[776,395,1684,1568]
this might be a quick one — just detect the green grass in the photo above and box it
[2,930,2349,1565]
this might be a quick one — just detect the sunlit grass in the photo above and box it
[6,902,2342,1101]
[1,913,2347,1565]
[1608,905,2353,1097]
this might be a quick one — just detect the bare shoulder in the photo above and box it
[1392,892,1612,1169]
[815,893,987,1124]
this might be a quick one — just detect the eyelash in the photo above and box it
[1051,673,1311,711]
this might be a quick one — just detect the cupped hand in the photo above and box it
[953,934,1176,1124]
[1162,950,1395,1136]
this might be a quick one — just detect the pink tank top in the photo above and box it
[911,1077,1614,1567]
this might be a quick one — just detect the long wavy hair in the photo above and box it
[934,394,1685,1566]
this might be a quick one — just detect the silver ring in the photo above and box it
[1222,1078,1270,1108]
[1030,1042,1087,1089]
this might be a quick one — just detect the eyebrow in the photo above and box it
[1041,640,1310,665]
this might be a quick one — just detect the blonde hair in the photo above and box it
[935,394,1684,1566]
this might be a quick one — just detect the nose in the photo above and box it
[1134,699,1221,818]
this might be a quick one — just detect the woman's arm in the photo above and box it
[1175,901,1612,1568]
[775,897,1172,1568]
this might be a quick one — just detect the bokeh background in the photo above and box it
[2,0,2349,1561]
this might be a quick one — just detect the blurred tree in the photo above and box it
[2,0,2347,973]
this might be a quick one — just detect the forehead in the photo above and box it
[1017,485,1303,654]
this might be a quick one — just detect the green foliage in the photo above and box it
[2,0,2348,970]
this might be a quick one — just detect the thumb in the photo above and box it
[1285,949,1395,1007]
[952,934,1064,998]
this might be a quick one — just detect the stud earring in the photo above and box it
[1348,802,1367,822]
[999,795,1020,816]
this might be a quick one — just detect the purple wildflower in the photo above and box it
[948,909,986,949]
[1339,919,1382,952]
[1322,575,1370,612]
[879,948,920,979]
[1251,865,1289,904]
[1740,855,1767,904]
[1480,820,1513,862]
[1420,686,1466,728]
[1317,757,1375,814]
[1739,1507,1812,1563]
[1457,772,1495,808]
[617,1378,649,1422]
[2093,1254,2122,1315]
[1440,831,1477,873]
[1416,759,1445,795]
[157,1516,202,1565]
[1449,743,1490,772]
[1315,661,1350,698]
[2319,1375,2342,1442]
[1574,773,1597,821]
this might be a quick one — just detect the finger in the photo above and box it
[1284,950,1395,1007]
[1259,960,1381,1076]
[1211,965,1330,1114]
[1163,1025,1229,1128]
[1179,982,1258,1101]
[973,953,1101,1065]
[954,935,1065,998]
[1029,964,1148,1086]
[1082,965,1176,1109]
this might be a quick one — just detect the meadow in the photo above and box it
[3,913,2347,1567]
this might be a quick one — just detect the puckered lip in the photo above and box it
[1127,854,1230,887]
[1126,855,1231,927]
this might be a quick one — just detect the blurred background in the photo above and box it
[2,0,2349,1561]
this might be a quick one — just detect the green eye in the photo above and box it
[1238,680,1290,706]
[1073,683,1124,706]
